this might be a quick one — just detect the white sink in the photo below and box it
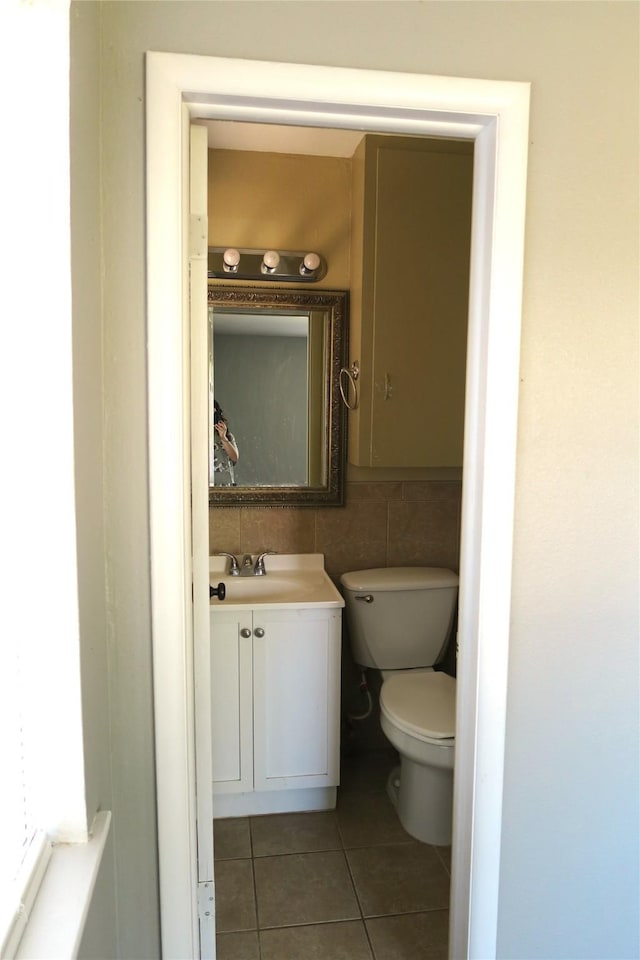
[209,553,343,609]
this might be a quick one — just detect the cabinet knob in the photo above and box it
[240,628,251,638]
[253,627,265,638]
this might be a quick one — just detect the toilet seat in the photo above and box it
[380,671,455,743]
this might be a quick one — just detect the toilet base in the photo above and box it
[387,757,453,846]
[386,764,401,807]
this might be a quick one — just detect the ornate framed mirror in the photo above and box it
[208,286,348,506]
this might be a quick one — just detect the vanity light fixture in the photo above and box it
[208,247,327,283]
[261,250,281,274]
[222,248,241,273]
[300,252,321,276]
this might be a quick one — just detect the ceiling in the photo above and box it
[201,119,364,158]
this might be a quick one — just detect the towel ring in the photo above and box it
[339,361,360,410]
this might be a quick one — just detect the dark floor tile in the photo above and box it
[435,845,451,876]
[347,843,450,917]
[340,748,398,794]
[216,929,260,960]
[254,850,360,928]
[214,817,252,860]
[366,910,449,959]
[214,858,257,933]
[337,790,411,848]
[260,920,374,960]
[251,810,341,857]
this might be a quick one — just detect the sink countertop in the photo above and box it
[209,553,344,609]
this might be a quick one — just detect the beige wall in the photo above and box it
[206,146,463,567]
[208,149,352,290]
[84,2,638,956]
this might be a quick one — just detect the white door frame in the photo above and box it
[146,53,529,959]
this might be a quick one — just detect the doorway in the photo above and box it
[146,54,530,959]
[207,124,468,957]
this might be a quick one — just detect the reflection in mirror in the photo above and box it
[208,287,348,506]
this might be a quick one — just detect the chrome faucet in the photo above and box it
[217,552,240,576]
[219,551,277,576]
[254,551,276,576]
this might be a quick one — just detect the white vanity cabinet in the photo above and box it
[210,604,342,817]
[210,609,254,795]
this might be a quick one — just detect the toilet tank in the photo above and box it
[340,567,459,670]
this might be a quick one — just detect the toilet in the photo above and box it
[340,567,458,846]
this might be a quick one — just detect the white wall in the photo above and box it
[72,3,162,955]
[69,0,112,854]
[1,1,116,957]
[69,4,118,956]
[90,2,638,956]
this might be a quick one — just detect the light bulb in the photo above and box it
[222,248,240,272]
[262,250,280,272]
[300,252,321,275]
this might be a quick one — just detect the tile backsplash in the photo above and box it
[209,478,462,581]
[210,476,462,754]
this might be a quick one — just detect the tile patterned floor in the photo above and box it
[214,749,451,960]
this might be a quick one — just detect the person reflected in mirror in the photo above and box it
[212,400,239,486]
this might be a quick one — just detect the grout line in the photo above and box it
[385,500,390,565]
[258,916,366,931]
[434,844,452,878]
[248,816,255,858]
[247,818,261,952]
[362,912,378,959]
[359,905,450,919]
[342,845,365,922]
[216,759,452,955]
[338,825,376,960]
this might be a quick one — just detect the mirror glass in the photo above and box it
[208,286,348,506]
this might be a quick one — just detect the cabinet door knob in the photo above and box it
[253,627,265,638]
[240,628,251,638]
[209,581,226,600]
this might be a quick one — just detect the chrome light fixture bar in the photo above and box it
[208,247,327,283]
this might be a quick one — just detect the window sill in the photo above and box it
[15,811,111,960]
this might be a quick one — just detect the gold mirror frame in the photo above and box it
[208,286,348,507]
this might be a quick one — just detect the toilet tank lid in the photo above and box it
[340,567,459,592]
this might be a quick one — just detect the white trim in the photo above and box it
[146,53,529,960]
[146,70,200,959]
[189,121,215,960]
[1,834,52,960]
[14,811,111,960]
[213,787,337,819]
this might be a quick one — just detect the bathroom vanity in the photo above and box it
[209,554,344,818]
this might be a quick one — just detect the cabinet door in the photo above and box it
[349,136,473,467]
[252,609,341,791]
[211,609,253,794]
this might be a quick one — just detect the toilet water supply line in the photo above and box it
[348,670,373,721]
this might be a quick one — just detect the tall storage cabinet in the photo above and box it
[348,135,474,467]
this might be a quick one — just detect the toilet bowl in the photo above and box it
[339,566,459,847]
[379,670,455,846]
